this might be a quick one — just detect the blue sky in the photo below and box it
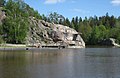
[24,0,120,19]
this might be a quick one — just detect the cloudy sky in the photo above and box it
[24,0,120,19]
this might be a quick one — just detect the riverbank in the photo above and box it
[0,43,119,51]
[0,43,85,51]
[0,44,28,51]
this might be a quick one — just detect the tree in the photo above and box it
[110,25,120,44]
[71,17,75,28]
[2,0,29,44]
[74,16,79,31]
[78,22,92,44]
[0,0,5,7]
[110,15,116,27]
[63,18,70,26]
[70,22,75,29]
[42,14,47,21]
[48,12,65,24]
[89,26,100,45]
[98,25,107,40]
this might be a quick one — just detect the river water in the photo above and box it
[0,48,120,78]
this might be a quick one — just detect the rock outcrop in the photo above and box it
[0,9,85,48]
[99,38,120,47]
[0,7,6,24]
[27,17,85,48]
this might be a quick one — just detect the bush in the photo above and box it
[0,36,3,44]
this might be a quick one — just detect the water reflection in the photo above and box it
[0,48,120,78]
[0,51,29,78]
[85,48,120,78]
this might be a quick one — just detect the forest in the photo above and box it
[0,0,120,45]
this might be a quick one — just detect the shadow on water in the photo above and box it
[86,45,115,48]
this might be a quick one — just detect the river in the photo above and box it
[0,48,120,78]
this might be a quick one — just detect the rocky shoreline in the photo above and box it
[99,38,120,47]
[0,43,84,51]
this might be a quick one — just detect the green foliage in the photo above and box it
[0,23,3,43]
[0,35,3,44]
[2,0,28,43]
[1,0,42,44]
[77,20,91,43]
[88,25,107,45]
[45,12,120,45]
[70,14,120,45]
[41,14,47,21]
[110,26,120,44]
[63,18,71,26]
[0,0,5,7]
[43,12,120,45]
[70,22,75,29]
[47,12,65,24]
[0,24,2,34]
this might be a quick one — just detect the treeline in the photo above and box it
[0,0,42,44]
[42,12,120,45]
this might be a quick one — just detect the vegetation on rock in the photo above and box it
[1,0,42,44]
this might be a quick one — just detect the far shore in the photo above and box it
[0,47,44,51]
[0,43,85,51]
[0,44,36,51]
[0,44,26,47]
[0,43,119,51]
[0,44,67,51]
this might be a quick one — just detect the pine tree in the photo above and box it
[64,18,70,26]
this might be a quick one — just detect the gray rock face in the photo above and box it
[0,7,6,24]
[26,17,85,48]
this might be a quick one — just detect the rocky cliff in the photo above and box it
[27,17,85,48]
[0,8,85,48]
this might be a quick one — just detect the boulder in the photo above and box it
[51,31,64,42]
[99,38,120,47]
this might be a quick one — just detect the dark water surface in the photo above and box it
[0,48,120,78]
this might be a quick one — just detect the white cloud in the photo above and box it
[70,0,76,3]
[44,0,65,4]
[111,0,120,6]
[72,8,90,14]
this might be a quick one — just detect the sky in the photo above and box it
[24,0,120,19]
